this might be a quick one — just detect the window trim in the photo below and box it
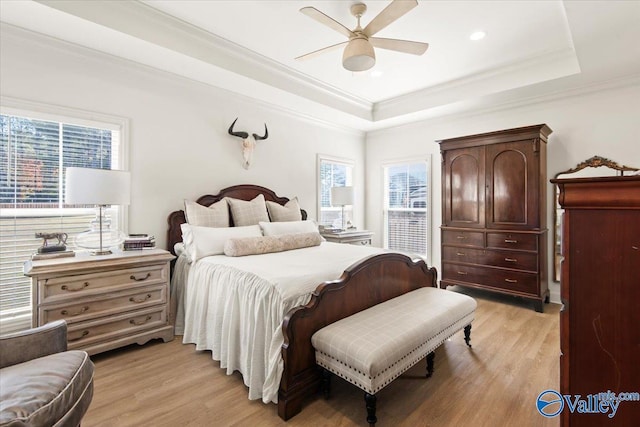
[382,156,432,264]
[316,154,355,226]
[1,96,130,226]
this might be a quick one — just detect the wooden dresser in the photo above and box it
[24,249,175,355]
[552,176,640,426]
[438,124,550,311]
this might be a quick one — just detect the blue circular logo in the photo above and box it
[537,390,564,417]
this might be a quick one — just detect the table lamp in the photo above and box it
[331,186,354,231]
[65,167,131,255]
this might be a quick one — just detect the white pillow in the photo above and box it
[266,197,302,222]
[184,199,229,227]
[226,194,270,226]
[181,223,262,261]
[259,220,318,236]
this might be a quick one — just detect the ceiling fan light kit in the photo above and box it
[298,0,429,72]
[343,37,376,71]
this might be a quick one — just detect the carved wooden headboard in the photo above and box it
[167,184,307,256]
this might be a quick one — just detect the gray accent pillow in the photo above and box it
[266,197,302,222]
[226,194,270,226]
[224,232,323,257]
[184,199,229,227]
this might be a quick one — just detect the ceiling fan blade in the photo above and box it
[300,7,354,39]
[295,41,349,61]
[370,37,429,55]
[363,0,418,37]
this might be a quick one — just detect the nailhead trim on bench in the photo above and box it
[315,310,475,394]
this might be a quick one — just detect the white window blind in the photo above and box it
[0,109,123,333]
[383,159,430,260]
[317,155,354,228]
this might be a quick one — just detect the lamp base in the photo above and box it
[91,249,113,256]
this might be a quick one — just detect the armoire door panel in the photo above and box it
[444,147,485,228]
[486,140,539,229]
[491,149,527,225]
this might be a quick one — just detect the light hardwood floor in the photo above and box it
[83,287,560,427]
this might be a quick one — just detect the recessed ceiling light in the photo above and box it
[470,31,486,41]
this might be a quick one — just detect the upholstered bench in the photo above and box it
[311,287,476,426]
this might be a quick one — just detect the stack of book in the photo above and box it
[123,234,156,251]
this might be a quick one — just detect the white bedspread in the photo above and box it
[177,241,383,403]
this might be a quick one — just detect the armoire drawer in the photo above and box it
[39,285,167,324]
[67,305,168,350]
[442,263,538,295]
[39,264,167,303]
[442,230,484,247]
[486,232,538,251]
[442,246,537,272]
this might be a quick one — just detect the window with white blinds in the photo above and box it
[317,155,354,228]
[383,159,430,261]
[0,106,125,333]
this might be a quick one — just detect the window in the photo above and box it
[0,101,126,333]
[317,155,354,228]
[383,159,430,260]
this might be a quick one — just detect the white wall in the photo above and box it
[0,27,366,249]
[365,82,640,303]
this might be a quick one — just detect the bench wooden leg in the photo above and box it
[321,368,331,400]
[464,324,472,348]
[364,392,377,426]
[426,351,435,378]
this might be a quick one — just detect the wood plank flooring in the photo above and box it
[83,287,560,427]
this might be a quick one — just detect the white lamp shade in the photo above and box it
[331,186,354,206]
[343,38,376,72]
[65,167,131,205]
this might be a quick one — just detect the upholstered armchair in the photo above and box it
[0,320,94,427]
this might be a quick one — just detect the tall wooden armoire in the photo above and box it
[438,124,551,312]
[552,176,640,426]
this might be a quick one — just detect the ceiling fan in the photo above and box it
[296,0,429,72]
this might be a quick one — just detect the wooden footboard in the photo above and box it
[278,252,437,420]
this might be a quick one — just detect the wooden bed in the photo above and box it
[166,184,438,420]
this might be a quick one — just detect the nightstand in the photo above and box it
[24,249,175,356]
[321,230,374,246]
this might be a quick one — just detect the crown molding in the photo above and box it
[368,72,640,136]
[373,47,581,121]
[34,0,373,120]
[0,23,366,137]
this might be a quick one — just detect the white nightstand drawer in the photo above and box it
[39,284,167,324]
[39,264,167,303]
[67,305,168,350]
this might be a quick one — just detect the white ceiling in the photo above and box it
[1,1,639,131]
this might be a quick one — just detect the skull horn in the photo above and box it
[252,124,268,141]
[228,118,248,139]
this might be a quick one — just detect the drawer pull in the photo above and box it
[456,252,465,256]
[130,294,152,303]
[61,306,89,316]
[130,273,151,282]
[69,330,89,342]
[504,258,518,263]
[505,278,518,283]
[456,235,466,240]
[504,239,518,243]
[61,282,89,292]
[457,271,468,276]
[130,315,152,326]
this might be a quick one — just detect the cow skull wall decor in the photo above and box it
[228,118,268,169]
